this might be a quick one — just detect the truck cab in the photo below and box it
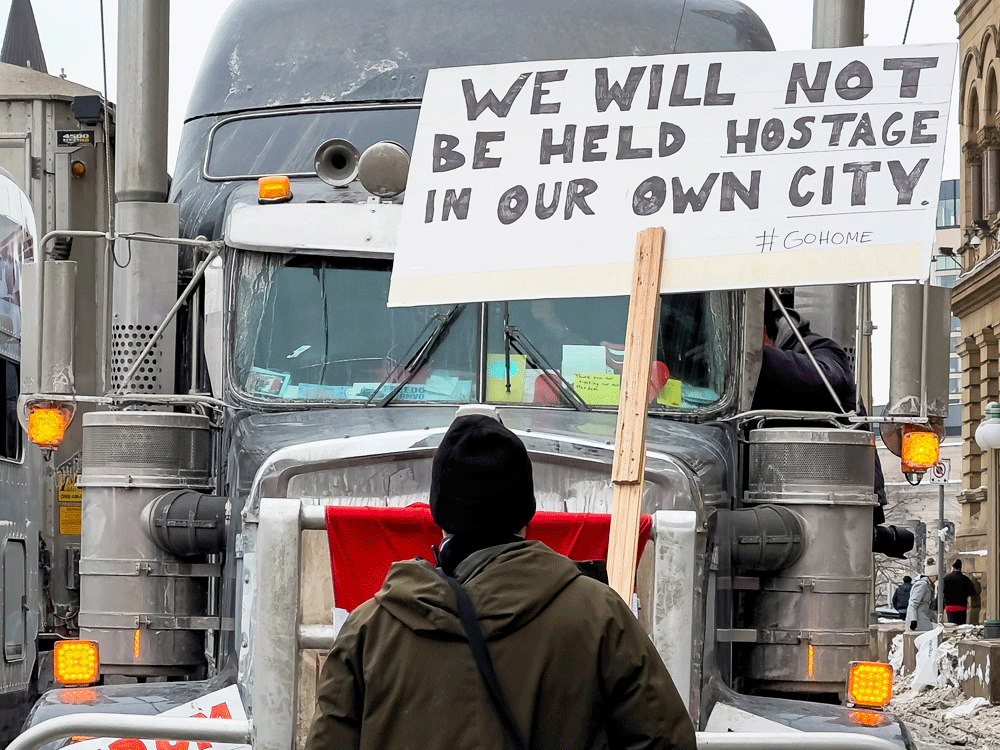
[18,0,917,748]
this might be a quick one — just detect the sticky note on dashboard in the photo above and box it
[562,345,610,386]
[486,354,526,402]
[656,379,683,406]
[573,372,621,406]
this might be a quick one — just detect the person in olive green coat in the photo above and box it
[304,413,696,750]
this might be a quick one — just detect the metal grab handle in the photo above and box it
[8,715,252,750]
[10,717,898,750]
[696,732,901,750]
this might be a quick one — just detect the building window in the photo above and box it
[935,255,962,271]
[950,375,962,394]
[936,273,959,288]
[937,178,960,228]
[952,317,961,332]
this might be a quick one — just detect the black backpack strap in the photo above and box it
[438,571,529,750]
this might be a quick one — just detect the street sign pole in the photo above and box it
[929,458,951,622]
[938,481,945,621]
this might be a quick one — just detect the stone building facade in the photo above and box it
[955,0,1000,620]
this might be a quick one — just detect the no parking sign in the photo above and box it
[929,458,950,484]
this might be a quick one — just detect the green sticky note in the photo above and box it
[573,372,621,406]
[657,379,683,406]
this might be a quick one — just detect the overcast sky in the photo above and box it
[1,0,963,403]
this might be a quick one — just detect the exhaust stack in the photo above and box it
[112,0,178,395]
[115,0,169,203]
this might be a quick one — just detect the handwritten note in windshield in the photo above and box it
[574,372,620,406]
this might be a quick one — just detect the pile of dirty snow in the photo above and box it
[888,626,1000,749]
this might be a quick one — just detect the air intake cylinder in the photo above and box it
[743,427,876,695]
[77,412,215,676]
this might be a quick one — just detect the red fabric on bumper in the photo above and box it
[324,503,652,612]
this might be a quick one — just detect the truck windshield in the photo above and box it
[485,294,729,411]
[233,251,731,410]
[233,252,479,403]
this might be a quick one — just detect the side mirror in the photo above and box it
[202,255,224,399]
[20,260,78,448]
[21,260,77,400]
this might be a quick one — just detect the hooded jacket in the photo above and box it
[304,540,695,750]
[905,575,936,631]
[891,580,912,612]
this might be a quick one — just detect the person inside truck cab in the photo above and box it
[304,413,697,750]
[751,289,888,521]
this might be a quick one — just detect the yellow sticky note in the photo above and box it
[657,379,683,406]
[573,372,621,406]
[486,354,527,402]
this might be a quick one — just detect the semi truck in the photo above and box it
[0,163,43,741]
[6,0,943,748]
[0,58,118,739]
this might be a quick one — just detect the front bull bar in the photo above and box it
[6,713,904,750]
[7,715,252,750]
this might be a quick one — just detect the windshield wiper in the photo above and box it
[502,302,590,412]
[365,304,465,407]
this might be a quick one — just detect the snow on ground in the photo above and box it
[888,626,1000,749]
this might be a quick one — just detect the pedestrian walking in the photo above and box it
[943,559,977,625]
[304,411,696,750]
[892,576,912,619]
[906,559,938,632]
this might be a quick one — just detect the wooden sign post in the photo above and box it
[607,227,665,603]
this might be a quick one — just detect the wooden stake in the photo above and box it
[608,227,665,603]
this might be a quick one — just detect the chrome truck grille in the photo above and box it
[78,412,215,677]
[743,428,877,696]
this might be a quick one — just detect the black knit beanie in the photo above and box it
[430,415,535,535]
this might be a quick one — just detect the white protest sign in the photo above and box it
[388,44,956,307]
[68,685,249,750]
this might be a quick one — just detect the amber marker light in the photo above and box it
[54,640,99,686]
[849,709,886,727]
[846,661,893,709]
[27,401,75,449]
[60,687,98,705]
[71,160,86,178]
[258,175,292,203]
[807,644,815,677]
[134,628,141,659]
[901,424,940,473]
